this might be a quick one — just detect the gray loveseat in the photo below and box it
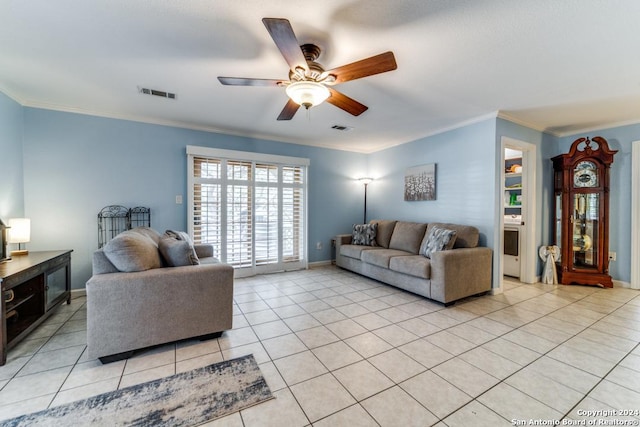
[86,227,234,363]
[336,220,492,305]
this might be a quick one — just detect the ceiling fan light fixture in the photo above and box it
[285,81,330,109]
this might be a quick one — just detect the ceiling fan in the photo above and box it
[218,18,398,120]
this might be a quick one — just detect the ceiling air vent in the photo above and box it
[331,125,353,131]
[138,87,176,100]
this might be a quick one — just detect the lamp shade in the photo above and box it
[7,218,30,244]
[358,177,373,185]
[285,81,330,108]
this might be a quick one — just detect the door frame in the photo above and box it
[631,140,640,289]
[498,137,538,286]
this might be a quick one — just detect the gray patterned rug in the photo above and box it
[1,354,273,427]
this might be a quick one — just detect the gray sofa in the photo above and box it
[86,227,234,363]
[336,220,492,305]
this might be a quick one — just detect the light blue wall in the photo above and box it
[7,97,637,289]
[556,125,639,284]
[0,92,24,219]
[22,108,367,289]
[366,119,497,252]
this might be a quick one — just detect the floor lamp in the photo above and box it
[358,178,373,224]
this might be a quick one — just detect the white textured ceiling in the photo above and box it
[1,0,639,153]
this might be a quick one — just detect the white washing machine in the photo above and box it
[504,215,522,278]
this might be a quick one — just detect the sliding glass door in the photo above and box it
[188,147,308,277]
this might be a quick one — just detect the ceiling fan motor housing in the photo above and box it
[287,44,328,82]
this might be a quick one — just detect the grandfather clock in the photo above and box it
[551,136,617,287]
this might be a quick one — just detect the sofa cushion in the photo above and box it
[103,230,162,272]
[159,230,200,267]
[425,222,479,248]
[340,244,382,260]
[351,223,378,246]
[422,226,457,258]
[370,220,397,248]
[361,248,413,268]
[388,221,427,254]
[389,255,431,279]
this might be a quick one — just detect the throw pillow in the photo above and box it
[351,223,378,246]
[130,226,162,244]
[422,226,457,259]
[103,230,162,272]
[159,230,200,267]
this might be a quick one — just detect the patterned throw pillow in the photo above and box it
[423,226,457,258]
[352,223,378,246]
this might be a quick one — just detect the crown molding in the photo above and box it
[496,111,555,135]
[0,87,27,105]
[549,118,640,138]
[497,111,640,138]
[15,96,638,155]
[16,98,382,154]
[365,111,501,154]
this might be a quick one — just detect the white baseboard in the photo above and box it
[309,260,333,269]
[613,280,632,288]
[71,288,86,298]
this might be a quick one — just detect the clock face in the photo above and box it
[573,161,598,188]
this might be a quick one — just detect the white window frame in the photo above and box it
[187,145,309,277]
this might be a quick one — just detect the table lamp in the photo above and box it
[8,218,30,256]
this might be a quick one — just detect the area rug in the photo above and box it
[2,354,273,427]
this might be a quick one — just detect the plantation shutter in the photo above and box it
[192,157,222,258]
[282,166,305,262]
[187,146,308,277]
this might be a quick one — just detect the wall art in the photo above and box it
[404,163,436,201]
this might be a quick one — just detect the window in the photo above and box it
[188,146,308,277]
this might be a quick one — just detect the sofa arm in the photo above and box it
[429,247,492,304]
[335,234,353,246]
[194,244,214,259]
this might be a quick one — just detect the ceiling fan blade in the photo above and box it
[262,18,308,72]
[324,51,397,84]
[277,99,300,120]
[217,77,284,87]
[326,88,368,116]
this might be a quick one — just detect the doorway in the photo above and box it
[499,138,537,285]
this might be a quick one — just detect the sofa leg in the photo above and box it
[199,331,224,341]
[443,301,456,307]
[99,350,134,364]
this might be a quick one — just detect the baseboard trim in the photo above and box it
[71,289,86,298]
[613,280,632,288]
[309,260,333,268]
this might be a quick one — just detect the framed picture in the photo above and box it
[404,163,436,201]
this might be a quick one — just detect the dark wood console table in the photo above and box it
[0,250,72,365]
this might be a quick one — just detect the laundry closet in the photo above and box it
[503,148,523,278]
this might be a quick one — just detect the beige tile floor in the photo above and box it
[0,266,639,426]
